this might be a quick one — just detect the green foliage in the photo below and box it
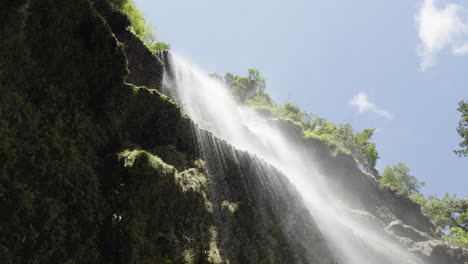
[306,124,380,175]
[217,69,380,175]
[445,227,468,247]
[455,100,468,157]
[119,0,169,52]
[119,149,176,172]
[415,193,457,228]
[112,150,215,263]
[379,163,425,196]
[412,194,468,247]
[281,102,304,122]
[147,42,170,53]
[214,69,266,103]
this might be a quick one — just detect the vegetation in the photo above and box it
[215,68,468,249]
[455,100,468,157]
[412,194,468,247]
[303,123,379,175]
[207,226,223,264]
[408,99,468,247]
[114,150,215,263]
[376,162,467,247]
[0,2,319,262]
[1,0,466,262]
[212,70,380,175]
[0,1,129,262]
[113,0,169,52]
[0,1,211,262]
[221,200,239,215]
[379,163,425,196]
[211,69,266,104]
[215,68,468,248]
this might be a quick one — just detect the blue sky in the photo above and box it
[135,0,467,197]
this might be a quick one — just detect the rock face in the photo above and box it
[0,1,332,263]
[0,0,467,263]
[266,120,468,264]
[116,29,164,90]
[96,1,165,90]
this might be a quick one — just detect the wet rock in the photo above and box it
[115,29,164,90]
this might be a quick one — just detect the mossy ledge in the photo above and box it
[112,149,216,263]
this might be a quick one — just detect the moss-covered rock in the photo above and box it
[0,1,327,263]
[104,150,214,263]
[0,0,127,262]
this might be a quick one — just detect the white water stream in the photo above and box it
[162,54,423,264]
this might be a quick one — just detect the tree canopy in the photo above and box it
[218,69,266,103]
[413,194,468,247]
[455,100,468,157]
[379,163,425,196]
[379,162,468,247]
[115,0,169,53]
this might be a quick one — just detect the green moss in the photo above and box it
[0,0,131,262]
[208,226,223,264]
[221,200,239,215]
[119,149,176,173]
[182,249,196,264]
[110,150,218,263]
[0,1,208,262]
[194,159,206,170]
[178,165,213,213]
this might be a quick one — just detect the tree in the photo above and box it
[281,102,304,123]
[119,0,169,53]
[414,194,468,247]
[225,69,266,103]
[248,69,266,94]
[353,128,379,176]
[455,100,468,157]
[379,163,425,196]
[418,193,457,228]
[446,227,468,246]
[224,73,235,88]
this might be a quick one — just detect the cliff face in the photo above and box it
[0,1,331,263]
[269,120,468,263]
[0,1,467,264]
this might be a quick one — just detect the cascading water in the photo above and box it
[161,53,424,264]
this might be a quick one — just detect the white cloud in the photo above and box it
[349,92,394,120]
[416,0,468,71]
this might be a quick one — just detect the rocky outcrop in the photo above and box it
[95,0,164,90]
[116,29,164,90]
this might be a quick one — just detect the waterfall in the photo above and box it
[160,53,424,264]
